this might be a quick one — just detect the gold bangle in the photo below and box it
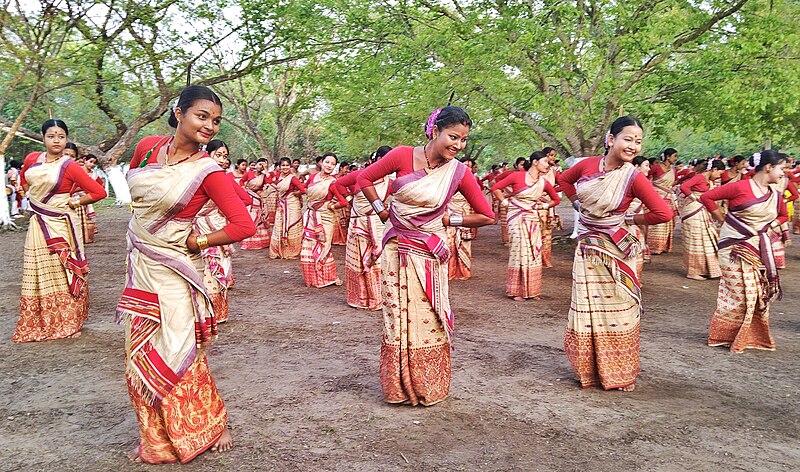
[196,234,210,251]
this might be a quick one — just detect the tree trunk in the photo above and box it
[105,164,132,204]
[0,154,16,227]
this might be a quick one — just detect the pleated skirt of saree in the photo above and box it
[499,203,509,245]
[708,247,775,352]
[647,218,675,254]
[332,205,348,246]
[76,202,98,244]
[446,226,472,280]
[770,226,788,269]
[263,186,279,234]
[379,239,451,406]
[269,198,303,259]
[240,201,270,249]
[344,218,383,310]
[13,214,89,342]
[563,247,640,390]
[538,209,553,268]
[300,208,339,287]
[506,212,542,299]
[201,258,230,324]
[681,211,721,278]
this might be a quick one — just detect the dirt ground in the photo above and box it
[1,203,798,472]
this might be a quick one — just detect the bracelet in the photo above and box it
[572,200,581,211]
[69,196,81,209]
[371,199,386,214]
[624,214,636,226]
[449,213,464,227]
[500,199,509,208]
[196,234,210,251]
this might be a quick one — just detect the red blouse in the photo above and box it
[21,152,107,201]
[700,180,788,224]
[786,181,799,202]
[648,163,673,180]
[130,136,255,240]
[490,172,561,206]
[557,156,672,225]
[225,173,253,205]
[276,174,307,194]
[679,173,711,196]
[306,172,348,206]
[356,146,494,218]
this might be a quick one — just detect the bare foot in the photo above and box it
[211,428,233,453]
[68,331,82,339]
[334,279,343,286]
[618,383,636,392]
[127,447,141,462]
[686,274,706,281]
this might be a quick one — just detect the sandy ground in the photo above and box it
[0,203,798,472]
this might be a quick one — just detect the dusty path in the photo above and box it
[1,204,798,471]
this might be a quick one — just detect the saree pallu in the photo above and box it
[380,159,466,406]
[506,180,545,298]
[499,199,509,245]
[241,176,270,249]
[564,162,642,389]
[679,193,721,278]
[629,198,649,278]
[195,203,235,324]
[332,204,348,246]
[118,158,225,464]
[269,176,303,259]
[708,190,781,352]
[74,191,98,244]
[344,179,387,310]
[539,168,558,268]
[647,170,677,254]
[771,179,791,269]
[14,156,89,342]
[300,177,339,287]
[446,192,473,280]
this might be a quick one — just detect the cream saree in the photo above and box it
[709,187,781,352]
[300,175,339,287]
[446,191,474,280]
[14,154,89,342]
[270,174,304,259]
[344,177,388,309]
[194,200,235,323]
[647,166,676,254]
[240,173,270,249]
[564,161,643,390]
[678,185,721,278]
[379,158,466,406]
[117,157,226,464]
[505,178,545,299]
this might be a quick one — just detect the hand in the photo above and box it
[378,210,390,223]
[186,233,200,253]
[442,214,450,226]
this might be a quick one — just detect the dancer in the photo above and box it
[231,159,247,184]
[117,86,255,463]
[769,160,797,269]
[539,147,562,268]
[492,151,560,300]
[13,119,107,342]
[720,155,749,184]
[630,156,652,276]
[73,154,104,244]
[270,157,307,259]
[300,152,348,287]
[558,116,671,391]
[446,159,477,280]
[646,148,678,254]
[700,150,787,352]
[678,159,725,280]
[357,106,495,406]
[494,157,527,246]
[334,146,392,309]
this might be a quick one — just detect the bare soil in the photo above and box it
[1,204,798,471]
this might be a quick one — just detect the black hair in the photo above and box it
[610,116,643,137]
[206,139,228,154]
[751,150,786,172]
[64,142,79,155]
[708,160,726,171]
[514,157,527,167]
[542,147,555,155]
[41,119,69,136]
[426,106,472,138]
[278,157,291,166]
[84,153,97,161]
[632,156,649,167]
[729,155,746,166]
[315,156,324,163]
[236,158,247,166]
[292,158,301,164]
[462,158,476,166]
[9,159,22,169]
[524,151,546,171]
[501,161,508,167]
[491,164,499,171]
[661,148,677,160]
[375,146,393,159]
[340,161,350,167]
[256,157,268,163]
[647,157,657,165]
[321,152,338,164]
[168,85,222,128]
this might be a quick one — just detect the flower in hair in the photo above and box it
[753,152,761,168]
[425,108,442,140]
[604,131,612,150]
[172,99,179,112]
[706,160,713,171]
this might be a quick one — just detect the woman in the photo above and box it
[446,158,477,280]
[558,116,671,391]
[647,148,679,254]
[262,162,280,249]
[193,140,253,324]
[357,106,495,406]
[72,154,104,244]
[332,162,351,246]
[116,85,255,464]
[700,150,787,353]
[678,159,725,280]
[492,151,560,300]
[13,120,107,342]
[769,161,797,269]
[720,155,748,184]
[334,147,392,309]
[300,152,348,287]
[269,157,307,259]
[630,156,652,276]
[539,149,562,268]
[240,159,271,249]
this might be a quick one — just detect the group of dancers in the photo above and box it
[10,84,793,464]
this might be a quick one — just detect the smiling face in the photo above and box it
[321,155,337,174]
[666,152,678,165]
[547,150,557,164]
[174,99,221,146]
[431,123,470,161]
[279,160,292,175]
[85,157,97,171]
[608,125,643,163]
[210,146,229,167]
[237,161,247,173]
[43,126,68,156]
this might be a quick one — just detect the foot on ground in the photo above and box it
[127,447,141,462]
[68,331,82,339]
[212,428,233,453]
[686,274,707,281]
[618,383,636,392]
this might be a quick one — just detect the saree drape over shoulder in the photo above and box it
[300,176,340,287]
[240,174,270,249]
[446,191,474,280]
[678,187,721,278]
[380,159,466,406]
[270,174,304,259]
[345,178,388,309]
[117,158,226,464]
[539,167,559,268]
[194,201,235,323]
[14,155,89,342]
[505,178,546,299]
[564,163,643,390]
[647,167,676,254]
[770,177,791,269]
[709,189,781,352]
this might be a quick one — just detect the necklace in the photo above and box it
[753,178,769,194]
[423,144,442,170]
[165,141,199,166]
